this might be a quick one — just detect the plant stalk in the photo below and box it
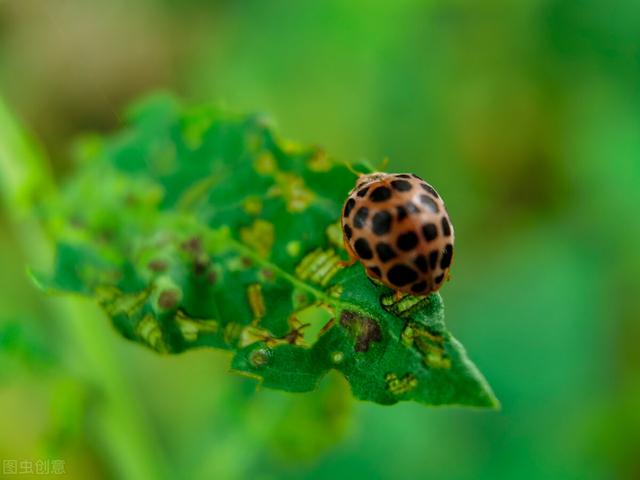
[0,97,168,480]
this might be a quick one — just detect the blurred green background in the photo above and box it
[1,0,639,478]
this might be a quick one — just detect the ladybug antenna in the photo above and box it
[378,157,390,171]
[343,161,366,177]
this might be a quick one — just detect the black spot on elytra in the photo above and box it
[440,244,453,269]
[387,264,418,287]
[369,266,382,277]
[375,242,397,262]
[406,202,420,214]
[414,254,428,273]
[354,238,373,259]
[422,223,438,241]
[357,186,370,197]
[411,281,428,294]
[435,273,444,284]
[344,198,356,217]
[419,194,439,213]
[391,179,412,192]
[396,174,412,179]
[420,182,440,198]
[353,207,369,229]
[397,231,419,251]
[441,216,451,236]
[396,206,407,220]
[370,186,392,202]
[372,211,392,235]
[429,250,439,269]
[343,224,353,240]
[340,311,382,352]
[411,174,424,181]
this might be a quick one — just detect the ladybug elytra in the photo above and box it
[341,172,454,296]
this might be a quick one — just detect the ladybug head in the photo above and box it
[355,172,391,188]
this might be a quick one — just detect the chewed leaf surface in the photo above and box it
[33,95,498,407]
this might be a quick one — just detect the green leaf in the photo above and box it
[35,94,498,407]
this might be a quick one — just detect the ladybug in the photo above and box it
[341,172,454,296]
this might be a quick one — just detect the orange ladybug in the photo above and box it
[341,173,454,296]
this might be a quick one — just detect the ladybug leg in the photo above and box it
[338,258,357,268]
[395,290,403,301]
[338,236,358,268]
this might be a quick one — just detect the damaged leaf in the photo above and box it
[32,94,498,407]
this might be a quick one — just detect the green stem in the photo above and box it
[0,98,168,480]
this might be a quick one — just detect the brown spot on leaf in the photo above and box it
[193,256,209,275]
[319,318,335,336]
[340,311,382,352]
[283,322,310,344]
[148,259,168,272]
[158,290,179,310]
[180,237,202,254]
